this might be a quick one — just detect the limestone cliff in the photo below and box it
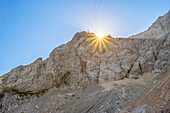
[0,10,169,112]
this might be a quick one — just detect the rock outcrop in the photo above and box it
[0,10,170,112]
[120,66,170,112]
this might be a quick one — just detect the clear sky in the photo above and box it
[0,0,170,75]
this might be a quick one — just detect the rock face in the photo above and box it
[0,10,170,112]
[120,65,170,112]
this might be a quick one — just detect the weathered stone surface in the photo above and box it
[115,66,170,113]
[0,10,170,113]
[132,104,155,113]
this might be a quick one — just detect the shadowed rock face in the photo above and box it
[1,10,170,93]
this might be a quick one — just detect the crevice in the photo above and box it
[125,57,139,78]
[76,39,86,49]
[74,46,91,83]
[126,63,135,78]
[115,41,141,79]
[151,44,157,70]
[139,61,143,75]
[80,61,86,72]
[96,58,101,84]
[115,52,127,77]
[74,47,81,60]
[155,34,168,60]
[151,41,157,61]
[152,46,157,61]
[159,22,165,31]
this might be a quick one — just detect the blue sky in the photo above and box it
[0,0,170,75]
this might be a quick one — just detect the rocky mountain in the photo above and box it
[119,65,170,113]
[0,10,169,113]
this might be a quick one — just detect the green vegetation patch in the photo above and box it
[0,72,72,100]
[14,89,48,97]
[0,87,48,99]
[0,93,4,99]
[56,72,71,88]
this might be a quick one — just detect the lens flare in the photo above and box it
[96,33,104,39]
[85,20,117,54]
[85,32,117,54]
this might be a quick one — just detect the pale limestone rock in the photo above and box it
[1,11,170,92]
[0,10,170,113]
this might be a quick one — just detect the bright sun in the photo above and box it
[97,33,104,39]
[95,32,105,40]
[85,32,116,54]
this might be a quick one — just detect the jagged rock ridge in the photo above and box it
[0,10,170,112]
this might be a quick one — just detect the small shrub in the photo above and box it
[2,87,11,93]
[0,93,4,99]
[1,87,48,98]
[56,72,71,88]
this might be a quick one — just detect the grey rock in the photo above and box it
[0,10,170,113]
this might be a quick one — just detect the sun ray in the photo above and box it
[102,38,114,47]
[105,37,118,44]
[86,38,97,49]
[104,36,116,41]
[85,33,117,54]
[91,40,99,53]
[99,40,102,54]
[85,36,97,42]
[101,39,108,52]
[85,33,96,37]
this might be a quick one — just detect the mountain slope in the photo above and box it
[8,73,151,113]
[120,66,170,112]
[0,10,170,112]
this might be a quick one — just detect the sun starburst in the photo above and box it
[85,33,117,54]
